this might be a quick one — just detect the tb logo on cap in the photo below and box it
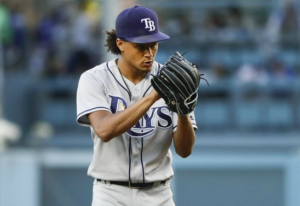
[141,18,155,31]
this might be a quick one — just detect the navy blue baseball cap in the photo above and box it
[116,5,170,43]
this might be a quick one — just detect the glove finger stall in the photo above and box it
[166,61,198,92]
[169,56,201,86]
[160,69,191,99]
[151,77,176,106]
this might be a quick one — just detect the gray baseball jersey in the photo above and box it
[76,58,197,183]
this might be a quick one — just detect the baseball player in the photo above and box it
[76,5,198,206]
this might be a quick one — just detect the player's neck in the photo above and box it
[116,58,147,85]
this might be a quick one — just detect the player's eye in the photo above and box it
[138,45,146,50]
[133,43,145,50]
[150,43,158,48]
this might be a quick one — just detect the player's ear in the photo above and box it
[116,38,125,52]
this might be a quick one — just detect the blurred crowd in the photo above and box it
[159,2,300,85]
[0,0,102,77]
[0,0,299,83]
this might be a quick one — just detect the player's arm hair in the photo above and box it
[172,116,196,158]
[104,29,121,55]
[88,90,160,142]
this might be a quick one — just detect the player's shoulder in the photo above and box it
[81,62,108,77]
[80,59,116,81]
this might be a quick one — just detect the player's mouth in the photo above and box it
[143,60,153,68]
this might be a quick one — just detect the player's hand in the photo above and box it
[148,89,161,102]
[151,51,208,116]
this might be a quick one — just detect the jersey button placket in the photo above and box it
[131,138,142,181]
[135,139,141,151]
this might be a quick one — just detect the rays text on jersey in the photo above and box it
[109,95,172,138]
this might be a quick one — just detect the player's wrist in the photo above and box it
[178,114,190,120]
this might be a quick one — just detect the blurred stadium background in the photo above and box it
[1,0,300,205]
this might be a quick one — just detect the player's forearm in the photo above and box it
[94,91,160,142]
[172,115,196,158]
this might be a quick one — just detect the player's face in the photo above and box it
[121,41,158,73]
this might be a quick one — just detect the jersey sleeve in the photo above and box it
[76,71,111,126]
[172,111,198,133]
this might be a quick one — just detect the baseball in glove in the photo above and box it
[151,51,208,116]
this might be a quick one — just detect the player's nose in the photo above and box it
[145,47,153,56]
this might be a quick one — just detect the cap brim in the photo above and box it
[124,32,170,43]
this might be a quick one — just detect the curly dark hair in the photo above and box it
[104,29,121,55]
